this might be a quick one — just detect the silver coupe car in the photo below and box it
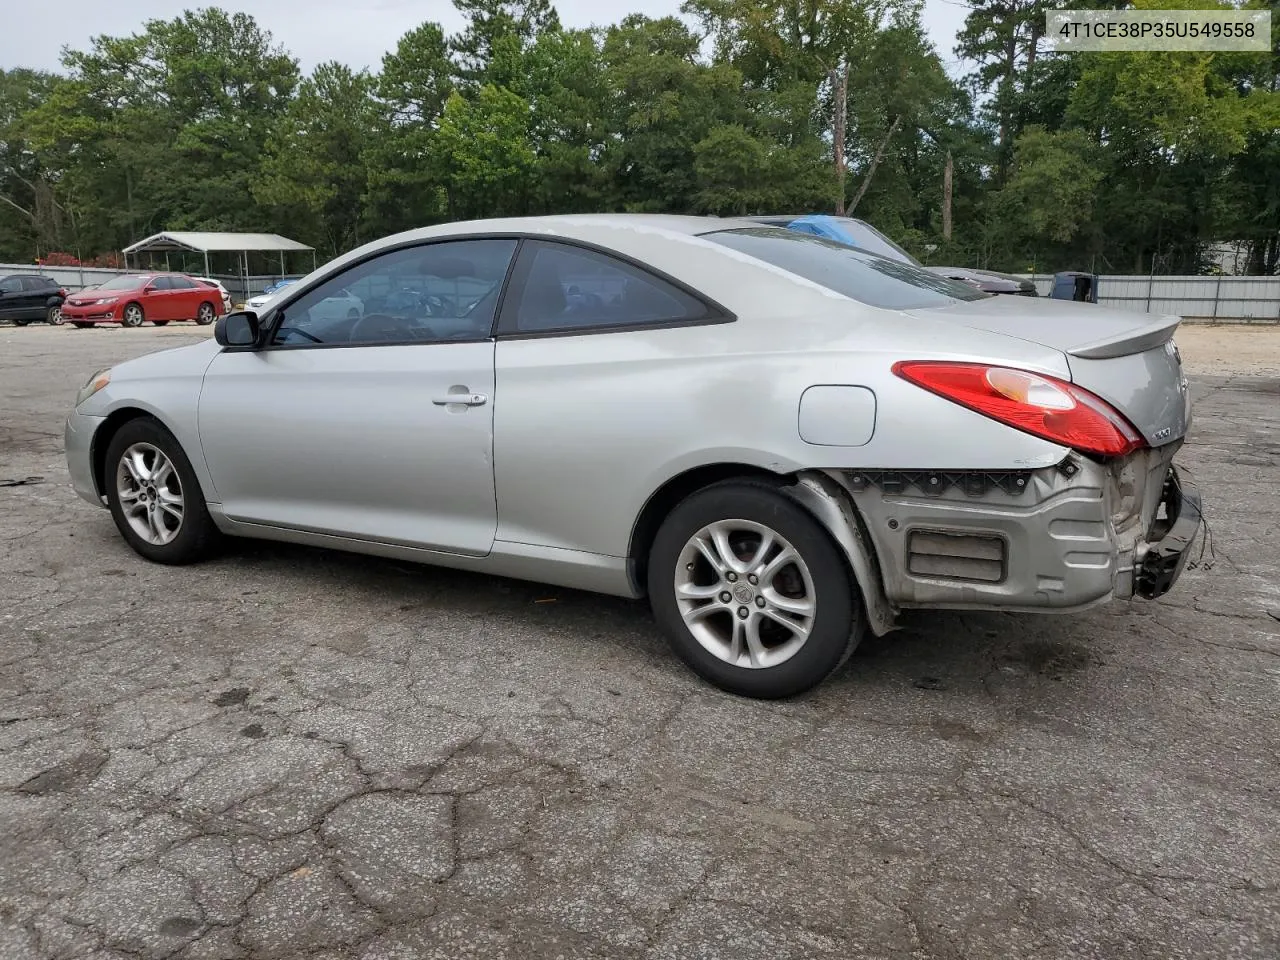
[65,215,1201,698]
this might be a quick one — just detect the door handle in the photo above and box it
[432,392,487,407]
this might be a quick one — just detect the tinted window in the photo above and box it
[508,241,710,333]
[22,277,53,291]
[702,227,987,309]
[272,239,517,346]
[0,278,22,294]
[167,276,196,289]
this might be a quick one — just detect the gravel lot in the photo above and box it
[2,322,1278,960]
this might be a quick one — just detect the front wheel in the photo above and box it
[647,481,863,699]
[121,303,144,327]
[104,418,221,565]
[195,301,215,325]
[48,305,64,325]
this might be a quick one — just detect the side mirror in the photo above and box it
[215,310,261,348]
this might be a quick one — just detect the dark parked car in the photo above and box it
[746,215,1039,296]
[0,274,69,325]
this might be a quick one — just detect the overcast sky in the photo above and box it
[2,0,973,78]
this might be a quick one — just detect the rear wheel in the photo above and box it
[195,301,215,325]
[647,480,863,699]
[121,303,144,327]
[104,418,220,565]
[47,305,64,325]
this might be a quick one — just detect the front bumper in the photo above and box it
[62,304,120,322]
[837,448,1202,614]
[65,411,107,507]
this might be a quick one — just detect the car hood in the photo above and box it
[906,295,1189,446]
[111,338,223,381]
[67,290,135,304]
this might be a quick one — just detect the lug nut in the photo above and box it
[747,574,758,585]
[737,607,749,619]
[726,572,738,582]
[720,591,732,603]
[755,597,765,608]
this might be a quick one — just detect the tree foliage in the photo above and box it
[2,0,1276,275]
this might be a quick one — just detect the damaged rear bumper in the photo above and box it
[829,446,1202,616]
[1134,469,1201,599]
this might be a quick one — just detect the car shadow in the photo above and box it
[209,536,1109,706]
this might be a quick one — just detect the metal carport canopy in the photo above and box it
[121,231,316,276]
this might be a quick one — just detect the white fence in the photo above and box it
[1022,273,1280,323]
[5,262,1279,322]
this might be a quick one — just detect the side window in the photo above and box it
[168,276,195,289]
[272,239,518,346]
[23,277,50,291]
[505,241,711,334]
[0,278,22,294]
[150,277,173,290]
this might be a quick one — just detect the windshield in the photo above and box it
[701,227,988,309]
[96,275,151,291]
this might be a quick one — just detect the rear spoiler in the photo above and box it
[1067,315,1181,360]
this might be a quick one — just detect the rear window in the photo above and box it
[702,227,988,309]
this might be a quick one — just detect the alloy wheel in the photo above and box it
[673,519,817,669]
[116,442,184,545]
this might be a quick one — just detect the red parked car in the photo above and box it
[61,273,225,328]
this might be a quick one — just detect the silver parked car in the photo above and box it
[65,215,1201,698]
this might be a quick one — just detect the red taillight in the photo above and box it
[892,361,1144,457]
[58,288,68,297]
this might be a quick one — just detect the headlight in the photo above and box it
[76,368,111,407]
[93,297,118,306]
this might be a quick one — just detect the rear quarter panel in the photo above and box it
[492,232,1075,558]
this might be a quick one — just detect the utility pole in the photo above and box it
[831,63,847,215]
[942,151,953,242]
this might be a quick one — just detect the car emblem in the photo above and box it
[733,584,754,604]
[1150,426,1172,442]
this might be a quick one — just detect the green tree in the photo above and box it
[433,86,538,218]
[254,63,381,257]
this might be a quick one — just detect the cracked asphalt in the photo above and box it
[1,323,1278,960]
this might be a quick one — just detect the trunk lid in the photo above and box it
[906,296,1191,447]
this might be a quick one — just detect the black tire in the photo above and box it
[72,321,93,329]
[647,480,864,699]
[48,305,64,325]
[13,319,30,327]
[195,301,215,325]
[103,417,221,565]
[121,303,144,327]
[152,320,170,326]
